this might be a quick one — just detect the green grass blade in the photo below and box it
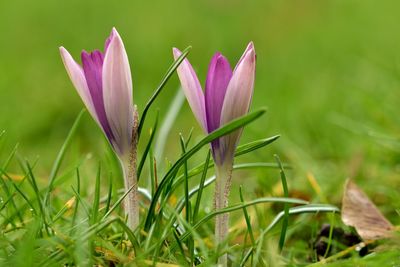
[165,206,209,261]
[173,228,188,265]
[138,46,191,137]
[173,162,288,214]
[70,168,81,234]
[170,135,286,193]
[91,164,101,224]
[240,204,340,266]
[149,149,156,196]
[235,135,280,157]
[51,197,74,223]
[79,217,140,254]
[44,110,85,211]
[0,168,24,225]
[11,181,37,216]
[137,111,159,181]
[104,172,113,216]
[2,143,19,170]
[179,134,191,225]
[184,128,194,148]
[0,193,16,213]
[101,184,135,220]
[274,154,289,251]
[192,150,210,223]
[0,144,20,222]
[71,185,90,218]
[272,203,339,228]
[144,108,266,230]
[176,197,307,244]
[26,161,49,235]
[239,186,255,246]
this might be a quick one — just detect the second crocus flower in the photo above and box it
[173,42,256,266]
[60,28,139,230]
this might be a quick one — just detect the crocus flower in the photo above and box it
[173,42,256,166]
[59,28,134,158]
[173,43,256,266]
[60,28,139,230]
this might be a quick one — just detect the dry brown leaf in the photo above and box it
[341,179,394,240]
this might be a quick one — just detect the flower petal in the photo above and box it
[205,52,232,133]
[59,46,98,123]
[104,27,116,52]
[81,50,115,143]
[173,48,207,132]
[219,42,256,163]
[102,28,134,156]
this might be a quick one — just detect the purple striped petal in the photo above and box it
[80,50,115,143]
[219,42,256,163]
[59,47,99,124]
[102,28,134,156]
[205,52,232,133]
[204,53,232,160]
[173,48,207,132]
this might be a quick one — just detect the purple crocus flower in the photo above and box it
[60,28,134,157]
[173,43,256,265]
[60,28,139,230]
[173,42,256,165]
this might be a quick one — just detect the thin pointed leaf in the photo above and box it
[192,150,210,222]
[91,164,101,224]
[240,204,340,266]
[104,172,113,216]
[179,134,190,225]
[177,197,307,245]
[70,168,81,234]
[274,154,289,251]
[0,167,24,225]
[44,110,85,211]
[26,161,49,234]
[235,135,280,157]
[101,184,135,220]
[239,186,255,246]
[137,111,159,180]
[138,47,191,137]
[71,186,90,218]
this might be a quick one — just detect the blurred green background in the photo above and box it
[1,0,399,216]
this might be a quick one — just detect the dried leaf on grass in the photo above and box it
[341,179,394,240]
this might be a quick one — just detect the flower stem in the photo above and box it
[121,108,139,230]
[214,162,233,267]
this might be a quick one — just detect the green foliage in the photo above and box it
[0,105,340,266]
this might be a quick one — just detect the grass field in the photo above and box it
[1,1,399,266]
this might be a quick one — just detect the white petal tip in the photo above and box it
[172,47,182,59]
[59,46,67,54]
[246,42,255,54]
[59,47,73,61]
[111,27,119,37]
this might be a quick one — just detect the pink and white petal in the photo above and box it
[104,27,117,52]
[102,28,134,156]
[59,47,99,124]
[219,42,256,162]
[173,48,207,132]
[205,52,232,133]
[233,42,254,73]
